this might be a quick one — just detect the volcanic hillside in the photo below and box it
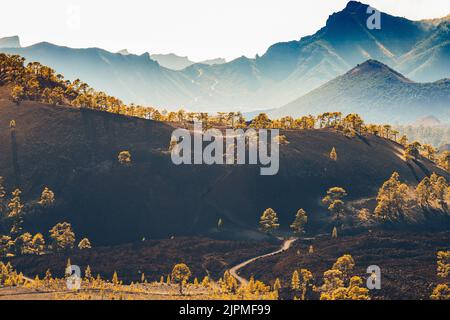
[0,89,448,245]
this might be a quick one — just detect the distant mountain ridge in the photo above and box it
[150,53,226,70]
[0,1,449,112]
[271,60,450,124]
[0,35,20,48]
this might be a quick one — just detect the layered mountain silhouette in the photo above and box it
[0,35,20,48]
[271,60,450,124]
[0,1,448,112]
[149,53,226,70]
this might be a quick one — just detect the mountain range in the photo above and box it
[0,35,20,48]
[271,60,450,124]
[148,53,226,70]
[117,50,226,70]
[0,1,449,118]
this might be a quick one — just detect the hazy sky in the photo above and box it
[1,0,449,61]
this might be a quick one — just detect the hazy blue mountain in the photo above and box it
[412,115,442,127]
[397,20,450,82]
[150,53,195,70]
[0,36,21,48]
[150,53,226,70]
[271,60,450,124]
[117,49,131,55]
[200,57,227,66]
[0,1,448,112]
[1,41,204,107]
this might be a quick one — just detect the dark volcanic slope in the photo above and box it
[8,237,279,283]
[239,231,450,300]
[0,95,448,245]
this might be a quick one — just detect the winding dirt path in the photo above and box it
[229,238,298,286]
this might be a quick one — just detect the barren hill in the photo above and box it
[0,90,448,245]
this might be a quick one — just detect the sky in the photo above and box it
[1,0,449,61]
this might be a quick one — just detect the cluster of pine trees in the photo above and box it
[431,251,450,300]
[0,176,91,258]
[289,254,370,300]
[258,170,450,235]
[1,257,279,300]
[258,207,308,235]
[0,53,156,118]
[355,172,450,225]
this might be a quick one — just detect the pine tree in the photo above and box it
[44,269,52,281]
[433,176,448,209]
[399,135,408,147]
[291,270,300,291]
[431,284,450,300]
[222,270,238,294]
[330,147,338,161]
[374,172,410,222]
[322,187,347,222]
[141,273,146,283]
[356,208,372,224]
[250,113,272,129]
[31,233,45,255]
[273,278,281,292]
[290,209,308,235]
[49,222,76,251]
[0,176,6,214]
[11,85,24,104]
[320,269,344,299]
[118,151,132,165]
[309,245,314,254]
[38,187,55,206]
[0,235,14,257]
[9,218,23,238]
[346,276,370,300]
[332,255,355,281]
[112,271,120,286]
[404,142,421,160]
[7,189,23,218]
[171,264,191,295]
[85,265,93,282]
[437,251,450,278]
[332,227,338,239]
[201,276,210,288]
[17,232,33,255]
[78,238,92,250]
[438,151,450,172]
[298,269,314,300]
[259,208,280,234]
[416,177,432,207]
[422,144,437,161]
